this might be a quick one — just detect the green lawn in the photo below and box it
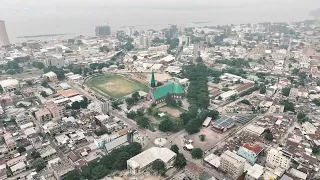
[87,74,149,98]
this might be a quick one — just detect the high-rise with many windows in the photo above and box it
[95,25,111,37]
[0,20,10,46]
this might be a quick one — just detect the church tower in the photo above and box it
[151,71,156,88]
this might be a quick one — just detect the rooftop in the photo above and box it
[221,150,246,167]
[242,143,264,154]
[0,78,19,88]
[212,116,235,129]
[127,147,176,169]
[247,164,264,179]
[152,81,184,100]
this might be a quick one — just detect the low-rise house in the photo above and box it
[43,71,58,82]
[10,161,26,175]
[39,145,57,161]
[0,78,19,92]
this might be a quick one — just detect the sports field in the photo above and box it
[87,74,149,98]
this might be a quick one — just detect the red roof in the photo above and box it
[242,143,264,154]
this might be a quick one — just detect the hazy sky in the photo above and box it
[1,0,319,42]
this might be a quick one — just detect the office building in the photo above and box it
[179,24,185,35]
[179,36,190,46]
[266,148,292,170]
[127,147,176,174]
[220,150,246,180]
[95,25,111,36]
[0,20,10,46]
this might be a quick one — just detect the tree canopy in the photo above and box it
[191,148,203,159]
[32,158,46,172]
[152,160,165,172]
[136,116,150,128]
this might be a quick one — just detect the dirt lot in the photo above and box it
[159,107,181,118]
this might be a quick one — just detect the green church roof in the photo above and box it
[152,81,184,100]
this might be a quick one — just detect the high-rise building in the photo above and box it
[0,20,10,46]
[220,150,246,180]
[168,24,178,38]
[139,36,150,49]
[179,36,190,46]
[266,148,292,170]
[95,26,111,37]
[101,101,110,115]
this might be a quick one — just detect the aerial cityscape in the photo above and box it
[1,1,320,180]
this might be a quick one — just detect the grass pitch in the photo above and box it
[87,74,149,98]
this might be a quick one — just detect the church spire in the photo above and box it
[151,71,156,88]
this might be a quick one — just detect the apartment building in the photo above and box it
[220,150,246,180]
[266,148,292,170]
[47,103,66,119]
[15,113,34,126]
[35,108,52,124]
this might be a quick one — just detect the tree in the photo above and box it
[297,112,308,123]
[312,146,320,155]
[231,95,237,101]
[177,100,182,107]
[70,110,77,117]
[26,81,32,86]
[265,132,274,142]
[199,134,206,141]
[174,153,187,169]
[92,165,109,179]
[118,64,125,69]
[186,120,200,134]
[40,91,48,97]
[31,151,41,159]
[157,81,163,87]
[71,101,81,109]
[136,116,150,128]
[127,111,137,119]
[41,80,48,88]
[32,158,46,172]
[299,72,307,80]
[17,146,26,153]
[63,170,81,180]
[280,100,295,112]
[291,68,299,75]
[132,55,137,61]
[125,97,135,106]
[170,145,179,154]
[152,160,165,172]
[32,62,44,69]
[165,94,177,107]
[180,112,191,124]
[240,99,251,105]
[260,86,266,94]
[282,87,291,97]
[159,119,174,132]
[191,148,203,159]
